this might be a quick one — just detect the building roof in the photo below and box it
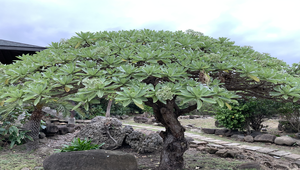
[0,39,47,51]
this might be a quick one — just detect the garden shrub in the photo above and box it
[216,99,279,131]
[242,99,280,131]
[215,102,247,130]
[55,138,104,152]
[0,106,33,148]
[278,102,300,133]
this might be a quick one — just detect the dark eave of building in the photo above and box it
[0,39,47,51]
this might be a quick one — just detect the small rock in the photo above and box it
[202,128,216,134]
[226,150,239,158]
[215,120,224,128]
[39,132,46,139]
[179,115,189,119]
[66,124,75,127]
[36,147,54,156]
[186,137,194,143]
[214,129,229,135]
[189,144,198,148]
[39,138,48,144]
[196,146,207,154]
[244,135,254,143]
[273,164,289,170]
[120,115,129,120]
[67,127,75,133]
[292,160,300,168]
[153,123,163,126]
[133,116,148,123]
[57,125,69,135]
[224,129,241,137]
[215,149,228,157]
[90,116,106,123]
[206,147,218,154]
[261,128,267,132]
[250,131,263,137]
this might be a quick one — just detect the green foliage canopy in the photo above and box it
[0,29,299,118]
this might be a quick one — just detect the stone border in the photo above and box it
[124,124,300,162]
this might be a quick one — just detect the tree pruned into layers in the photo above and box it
[1,29,300,170]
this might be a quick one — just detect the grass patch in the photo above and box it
[0,151,42,170]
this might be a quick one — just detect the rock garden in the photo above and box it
[1,110,300,170]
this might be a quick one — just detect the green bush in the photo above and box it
[0,106,33,149]
[216,99,280,131]
[243,99,280,131]
[55,138,104,152]
[278,102,300,133]
[0,125,33,149]
[215,103,247,130]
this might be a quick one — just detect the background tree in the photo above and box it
[1,29,300,170]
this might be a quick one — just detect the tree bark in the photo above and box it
[147,99,188,170]
[105,99,113,117]
[23,105,44,151]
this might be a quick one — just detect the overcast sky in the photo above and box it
[1,0,300,65]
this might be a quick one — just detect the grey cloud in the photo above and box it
[206,14,300,65]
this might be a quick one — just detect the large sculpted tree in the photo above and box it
[1,29,300,170]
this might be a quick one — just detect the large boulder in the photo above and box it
[254,134,276,143]
[274,136,296,146]
[125,130,163,153]
[76,117,125,149]
[43,150,137,170]
[138,133,163,153]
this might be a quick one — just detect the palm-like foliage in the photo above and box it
[0,29,299,169]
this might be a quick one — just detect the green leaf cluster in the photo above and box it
[0,125,33,149]
[55,138,104,152]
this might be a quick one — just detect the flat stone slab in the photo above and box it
[205,139,222,143]
[190,140,208,145]
[244,146,263,151]
[269,151,291,157]
[213,141,230,145]
[207,143,224,148]
[237,145,251,149]
[283,154,300,160]
[223,143,241,146]
[201,137,213,140]
[256,148,278,154]
[83,120,91,123]
[193,136,209,140]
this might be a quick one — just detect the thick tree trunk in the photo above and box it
[155,105,188,170]
[23,106,43,151]
[105,99,113,117]
[145,98,197,170]
[159,129,188,170]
